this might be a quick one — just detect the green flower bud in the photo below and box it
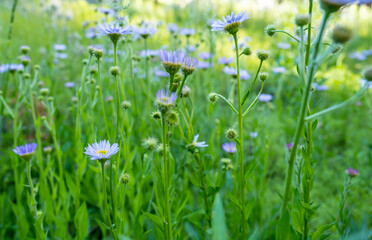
[265,25,276,37]
[90,68,97,75]
[40,88,49,96]
[165,110,179,126]
[34,65,40,70]
[43,146,53,153]
[257,50,270,61]
[181,85,191,98]
[142,137,158,151]
[119,173,132,184]
[173,73,183,83]
[48,97,54,102]
[82,59,88,65]
[94,49,104,59]
[20,45,30,54]
[152,111,161,120]
[110,66,120,76]
[121,100,131,110]
[363,67,372,81]
[225,128,238,140]
[259,72,269,81]
[23,73,31,79]
[242,46,252,56]
[208,93,218,104]
[294,14,309,27]
[331,25,352,44]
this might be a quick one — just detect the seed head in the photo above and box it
[120,173,132,184]
[152,111,162,120]
[165,110,179,126]
[142,137,158,151]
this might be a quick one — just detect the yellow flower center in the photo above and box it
[97,150,108,155]
[162,97,168,102]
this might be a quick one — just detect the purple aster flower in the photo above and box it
[349,52,366,61]
[55,53,68,59]
[272,66,286,74]
[287,142,294,150]
[155,70,170,78]
[9,64,24,73]
[182,55,199,76]
[346,168,359,177]
[136,24,157,39]
[192,134,208,148]
[211,11,250,34]
[159,50,186,75]
[64,82,75,88]
[140,49,159,58]
[106,96,113,102]
[312,83,329,91]
[84,140,119,161]
[97,22,132,42]
[362,49,372,57]
[223,66,237,76]
[258,93,273,102]
[85,28,97,39]
[360,79,372,89]
[180,28,196,37]
[188,45,196,53]
[156,89,177,105]
[0,64,9,74]
[250,132,258,138]
[13,143,37,160]
[53,44,67,51]
[167,23,178,34]
[277,42,291,49]
[240,69,251,80]
[197,61,212,69]
[218,57,234,65]
[198,52,212,60]
[222,142,237,153]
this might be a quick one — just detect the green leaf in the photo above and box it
[311,222,335,240]
[291,208,303,234]
[276,209,291,240]
[300,201,316,216]
[227,192,242,210]
[74,202,89,240]
[212,193,229,240]
[143,212,164,231]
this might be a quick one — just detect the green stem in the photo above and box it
[305,0,314,66]
[194,153,211,228]
[97,58,110,140]
[7,0,18,40]
[162,116,172,240]
[241,60,263,106]
[280,11,330,216]
[233,33,247,238]
[100,162,117,240]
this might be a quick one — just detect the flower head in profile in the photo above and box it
[97,22,132,43]
[186,134,208,152]
[13,143,37,161]
[198,52,212,60]
[211,11,250,35]
[84,140,119,162]
[136,24,157,39]
[182,55,199,76]
[159,50,186,75]
[156,89,178,109]
[167,23,179,34]
[320,0,372,13]
[180,28,196,37]
[258,93,273,102]
[218,57,234,65]
[346,168,359,177]
[222,142,237,154]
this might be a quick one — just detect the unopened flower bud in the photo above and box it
[110,66,120,76]
[265,25,276,37]
[295,14,309,27]
[48,97,54,102]
[121,100,131,110]
[152,111,161,120]
[363,67,372,81]
[181,85,191,98]
[43,146,53,153]
[259,72,269,81]
[20,45,30,54]
[242,46,252,56]
[82,59,88,65]
[94,49,104,59]
[34,65,40,70]
[23,73,31,79]
[173,73,183,83]
[165,110,179,126]
[40,88,49,96]
[331,25,352,44]
[257,50,270,61]
[225,128,238,140]
[208,93,218,104]
[72,96,78,103]
[120,173,132,184]
[90,68,97,75]
[142,137,158,151]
